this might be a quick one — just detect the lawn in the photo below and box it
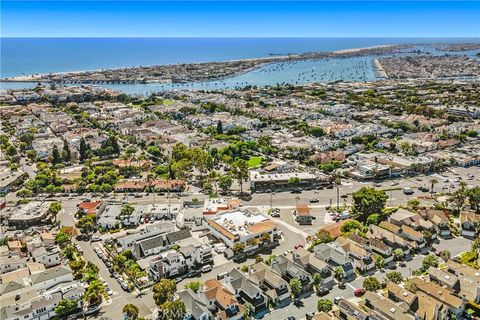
[247,156,263,168]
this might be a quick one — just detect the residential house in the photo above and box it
[178,288,213,320]
[271,255,314,295]
[203,279,244,320]
[335,237,375,273]
[0,256,27,275]
[225,268,269,315]
[389,208,434,232]
[30,266,74,291]
[335,298,369,320]
[132,229,191,259]
[313,243,355,279]
[379,221,426,249]
[459,211,479,238]
[418,209,451,238]
[291,248,334,288]
[366,225,415,255]
[248,262,291,307]
[347,233,394,263]
[409,277,465,318]
[31,245,61,268]
[362,291,415,320]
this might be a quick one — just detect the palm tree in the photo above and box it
[334,177,342,209]
[84,280,105,306]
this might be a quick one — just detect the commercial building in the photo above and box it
[249,170,330,193]
[206,210,279,249]
[8,201,51,228]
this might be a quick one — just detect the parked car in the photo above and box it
[91,236,101,242]
[112,272,120,279]
[309,198,319,203]
[403,187,414,195]
[333,296,343,304]
[187,270,201,278]
[106,287,113,296]
[354,288,366,297]
[201,265,212,273]
[316,287,329,296]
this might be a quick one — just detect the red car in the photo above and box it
[294,244,304,250]
[354,288,366,297]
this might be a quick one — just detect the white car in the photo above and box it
[106,287,113,296]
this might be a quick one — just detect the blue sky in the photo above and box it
[1,1,479,37]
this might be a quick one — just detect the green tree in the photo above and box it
[289,278,303,298]
[265,254,276,266]
[79,137,88,162]
[52,145,62,165]
[146,145,162,159]
[75,214,96,236]
[233,242,246,254]
[312,273,322,290]
[375,255,385,270]
[62,140,71,163]
[54,299,78,317]
[230,159,249,194]
[385,271,403,284]
[340,220,363,234]
[334,267,345,282]
[363,276,381,291]
[49,202,62,216]
[352,187,388,222]
[55,231,71,247]
[440,250,451,262]
[242,302,252,320]
[185,281,202,293]
[122,304,139,320]
[161,299,186,320]
[84,279,105,305]
[467,186,480,213]
[393,248,404,261]
[422,230,433,244]
[288,177,300,189]
[218,175,233,193]
[121,204,135,216]
[216,120,223,134]
[152,279,177,307]
[317,299,333,313]
[422,255,439,271]
[366,213,380,225]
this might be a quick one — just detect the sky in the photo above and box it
[1,1,479,38]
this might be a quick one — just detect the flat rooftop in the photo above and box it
[249,170,318,182]
[9,201,50,221]
[208,210,276,240]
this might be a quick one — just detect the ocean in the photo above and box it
[1,37,478,94]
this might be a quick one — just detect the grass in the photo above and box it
[162,99,175,106]
[247,156,263,168]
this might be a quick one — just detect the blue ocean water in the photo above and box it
[1,38,478,94]
[1,37,476,78]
